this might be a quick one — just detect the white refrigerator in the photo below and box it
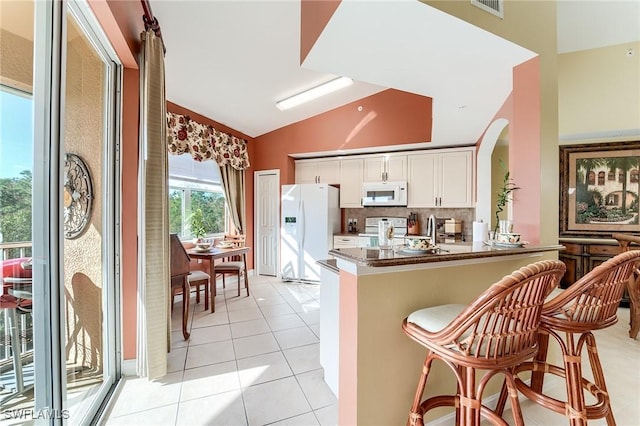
[280,184,340,282]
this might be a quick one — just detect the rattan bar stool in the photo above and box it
[402,260,565,426]
[497,250,640,426]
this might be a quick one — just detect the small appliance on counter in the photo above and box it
[359,216,407,247]
[442,219,463,243]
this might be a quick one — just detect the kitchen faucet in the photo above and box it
[426,214,436,246]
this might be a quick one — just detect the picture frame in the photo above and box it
[560,141,640,237]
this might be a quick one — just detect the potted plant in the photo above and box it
[189,208,207,243]
[494,159,520,235]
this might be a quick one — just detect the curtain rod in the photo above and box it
[141,0,166,53]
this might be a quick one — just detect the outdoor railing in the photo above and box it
[0,241,33,367]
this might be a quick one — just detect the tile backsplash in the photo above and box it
[343,207,476,240]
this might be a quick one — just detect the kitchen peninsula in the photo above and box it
[322,242,563,425]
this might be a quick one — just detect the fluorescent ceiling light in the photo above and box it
[276,76,353,111]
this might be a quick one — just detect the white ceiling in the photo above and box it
[150,0,640,145]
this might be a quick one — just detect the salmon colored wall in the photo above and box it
[300,0,341,64]
[338,269,358,426]
[166,102,256,270]
[252,89,433,184]
[510,58,541,243]
[120,68,140,359]
[90,0,143,361]
[476,58,542,244]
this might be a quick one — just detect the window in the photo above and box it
[168,154,227,239]
[597,171,605,185]
[619,172,625,183]
[588,171,596,185]
[608,170,616,181]
[631,169,639,183]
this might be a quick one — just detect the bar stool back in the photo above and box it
[402,260,565,426]
[500,249,640,425]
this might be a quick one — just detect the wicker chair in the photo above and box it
[402,260,565,426]
[611,233,640,339]
[498,250,640,425]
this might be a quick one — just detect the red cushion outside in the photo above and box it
[1,257,33,280]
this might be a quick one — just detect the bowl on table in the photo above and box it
[217,241,234,249]
[195,241,213,251]
[406,238,433,250]
[496,233,521,244]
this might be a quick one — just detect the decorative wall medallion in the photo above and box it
[64,153,93,239]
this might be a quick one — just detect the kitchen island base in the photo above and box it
[330,246,561,425]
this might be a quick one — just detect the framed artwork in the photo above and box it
[560,141,640,237]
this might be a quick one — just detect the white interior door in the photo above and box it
[254,170,279,276]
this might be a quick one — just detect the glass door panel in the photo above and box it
[62,5,118,423]
[0,0,36,416]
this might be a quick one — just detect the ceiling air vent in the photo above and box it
[471,0,503,19]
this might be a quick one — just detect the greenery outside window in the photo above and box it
[169,178,226,239]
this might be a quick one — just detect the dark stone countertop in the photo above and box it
[317,258,339,273]
[328,242,564,268]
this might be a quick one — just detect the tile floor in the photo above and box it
[104,275,336,426]
[103,274,639,426]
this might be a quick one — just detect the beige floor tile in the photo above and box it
[308,323,320,339]
[191,310,229,328]
[226,296,259,311]
[107,372,183,418]
[282,343,321,375]
[268,412,319,426]
[296,369,337,410]
[228,307,264,323]
[265,313,306,331]
[260,303,295,318]
[297,309,320,326]
[313,404,337,426]
[243,376,311,426]
[254,294,287,307]
[185,340,235,369]
[233,332,280,359]
[180,361,240,401]
[230,318,271,339]
[176,390,247,426]
[171,330,189,349]
[105,403,178,425]
[167,347,187,373]
[188,324,232,346]
[237,351,293,387]
[273,326,318,350]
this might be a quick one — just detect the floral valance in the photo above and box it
[166,112,250,170]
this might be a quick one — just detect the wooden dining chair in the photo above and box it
[216,234,249,297]
[402,260,565,426]
[498,249,640,425]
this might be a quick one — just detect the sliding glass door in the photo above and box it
[0,0,123,423]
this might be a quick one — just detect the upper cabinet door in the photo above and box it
[339,158,364,208]
[439,150,473,207]
[316,159,340,184]
[407,153,438,207]
[386,154,407,181]
[363,155,407,182]
[295,161,319,184]
[363,157,385,182]
[295,159,340,184]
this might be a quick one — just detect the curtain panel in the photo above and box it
[166,111,249,234]
[166,112,250,170]
[137,29,169,380]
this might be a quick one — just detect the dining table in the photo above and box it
[186,245,251,313]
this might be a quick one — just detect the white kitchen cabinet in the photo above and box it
[339,158,364,208]
[295,159,340,184]
[407,148,474,208]
[363,154,407,182]
[333,235,360,249]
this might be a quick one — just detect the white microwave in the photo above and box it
[362,181,408,206]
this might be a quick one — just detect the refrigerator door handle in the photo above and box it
[299,199,306,249]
